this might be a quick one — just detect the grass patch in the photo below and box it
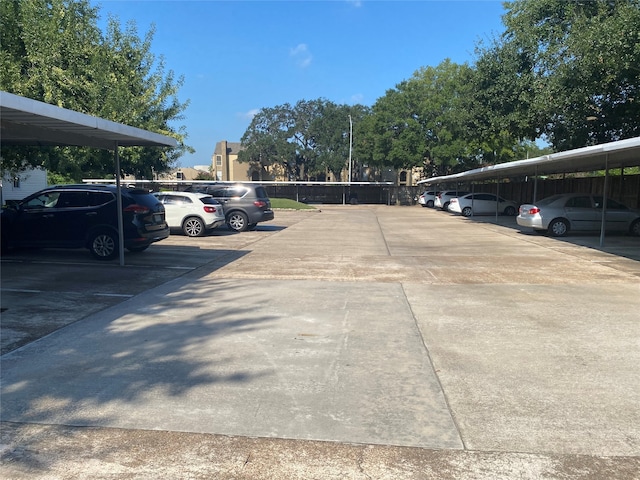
[271,198,317,210]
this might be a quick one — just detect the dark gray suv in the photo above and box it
[186,183,274,232]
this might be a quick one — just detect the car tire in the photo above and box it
[442,202,450,211]
[548,218,569,237]
[183,216,205,237]
[227,211,248,232]
[89,230,118,260]
[462,206,473,217]
[630,219,640,237]
[504,206,516,216]
[426,200,434,208]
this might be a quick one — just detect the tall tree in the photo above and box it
[240,104,297,180]
[483,0,640,150]
[240,99,366,181]
[366,60,476,176]
[0,0,190,178]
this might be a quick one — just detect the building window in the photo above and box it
[177,171,184,180]
[216,155,222,166]
[13,177,21,188]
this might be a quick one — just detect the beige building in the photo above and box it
[211,139,422,185]
[157,166,212,181]
[211,141,253,181]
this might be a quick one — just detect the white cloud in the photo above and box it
[239,109,260,120]
[290,43,313,68]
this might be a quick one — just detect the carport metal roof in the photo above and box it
[417,136,640,185]
[1,91,177,149]
[417,136,640,248]
[1,91,178,265]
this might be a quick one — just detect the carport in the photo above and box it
[0,91,178,265]
[418,136,640,246]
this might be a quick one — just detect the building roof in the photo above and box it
[1,91,177,150]
[214,140,242,156]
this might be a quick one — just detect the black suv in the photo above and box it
[1,184,170,260]
[186,183,274,232]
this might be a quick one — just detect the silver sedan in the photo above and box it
[517,193,640,237]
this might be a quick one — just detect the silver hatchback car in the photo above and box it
[517,193,640,237]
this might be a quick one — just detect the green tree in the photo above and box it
[240,104,297,180]
[308,102,355,181]
[365,60,476,176]
[240,99,366,181]
[469,37,541,165]
[485,0,640,150]
[0,0,190,179]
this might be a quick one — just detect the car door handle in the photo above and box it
[85,212,98,216]
[42,214,54,218]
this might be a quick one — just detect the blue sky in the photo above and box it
[93,1,508,168]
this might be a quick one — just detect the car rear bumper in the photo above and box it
[262,210,275,222]
[516,215,544,229]
[125,225,170,247]
[207,219,226,229]
[249,210,274,223]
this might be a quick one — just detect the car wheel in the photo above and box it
[504,206,516,216]
[462,206,473,217]
[548,219,569,237]
[183,216,205,237]
[630,219,640,237]
[442,202,450,211]
[426,200,434,208]
[227,211,248,232]
[89,230,118,260]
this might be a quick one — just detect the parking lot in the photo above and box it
[1,205,639,479]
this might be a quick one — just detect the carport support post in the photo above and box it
[599,155,609,248]
[471,183,475,216]
[495,179,500,221]
[114,142,126,266]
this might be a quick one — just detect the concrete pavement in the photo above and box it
[1,205,639,478]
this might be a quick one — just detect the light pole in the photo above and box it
[348,114,353,183]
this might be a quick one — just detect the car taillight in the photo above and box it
[254,200,267,208]
[203,206,218,213]
[123,204,150,214]
[450,199,458,204]
[524,207,540,214]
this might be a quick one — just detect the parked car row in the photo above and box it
[418,189,640,238]
[1,183,275,261]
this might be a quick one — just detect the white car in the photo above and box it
[418,191,438,208]
[153,191,225,237]
[448,193,518,217]
[434,190,470,211]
